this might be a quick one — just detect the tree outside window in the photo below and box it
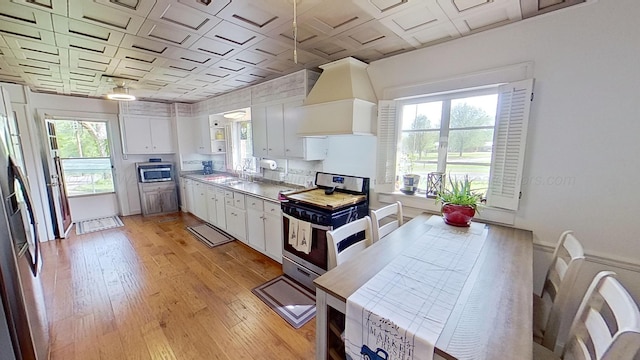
[52,120,115,196]
[398,93,497,194]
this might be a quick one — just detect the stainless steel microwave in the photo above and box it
[136,162,174,183]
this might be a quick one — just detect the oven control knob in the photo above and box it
[311,214,317,222]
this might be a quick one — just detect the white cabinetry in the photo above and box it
[247,197,265,252]
[251,104,283,158]
[214,187,226,230]
[246,197,283,263]
[224,190,246,242]
[192,181,208,220]
[264,201,283,262]
[197,116,227,154]
[252,101,326,160]
[206,185,217,225]
[121,115,175,154]
[183,178,194,213]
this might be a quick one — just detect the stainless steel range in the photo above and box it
[281,172,369,290]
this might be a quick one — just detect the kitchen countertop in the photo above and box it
[182,173,301,203]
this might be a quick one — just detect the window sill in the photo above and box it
[377,191,516,226]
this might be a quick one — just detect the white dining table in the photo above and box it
[313,212,533,360]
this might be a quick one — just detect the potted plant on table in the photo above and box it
[436,175,483,227]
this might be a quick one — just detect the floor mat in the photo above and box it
[76,216,124,235]
[187,223,235,248]
[252,275,316,329]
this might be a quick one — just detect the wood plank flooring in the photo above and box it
[40,213,315,360]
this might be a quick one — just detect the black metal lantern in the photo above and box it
[426,172,445,198]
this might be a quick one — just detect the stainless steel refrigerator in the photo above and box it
[0,86,49,359]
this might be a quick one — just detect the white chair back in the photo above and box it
[327,216,373,270]
[538,231,585,352]
[370,201,403,243]
[562,271,640,360]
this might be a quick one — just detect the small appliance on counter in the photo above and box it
[202,160,213,175]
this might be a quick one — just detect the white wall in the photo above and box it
[367,0,640,302]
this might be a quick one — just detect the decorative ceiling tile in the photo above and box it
[148,0,221,35]
[0,0,588,102]
[215,0,291,34]
[0,22,56,43]
[0,1,55,30]
[68,50,120,73]
[114,48,168,66]
[93,0,157,17]
[248,38,292,58]
[8,0,68,16]
[176,0,230,17]
[55,34,119,57]
[190,36,237,59]
[137,20,200,48]
[52,14,125,46]
[68,0,146,34]
[298,0,373,37]
[202,20,264,49]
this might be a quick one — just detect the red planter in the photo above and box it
[441,203,476,227]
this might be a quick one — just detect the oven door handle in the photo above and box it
[310,223,331,231]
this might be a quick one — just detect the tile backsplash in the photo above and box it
[263,159,322,187]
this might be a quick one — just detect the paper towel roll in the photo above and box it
[260,159,277,170]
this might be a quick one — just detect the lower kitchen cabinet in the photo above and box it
[192,182,208,220]
[206,185,217,225]
[184,178,194,213]
[225,191,246,242]
[246,196,283,263]
[247,196,266,252]
[214,187,226,230]
[263,201,283,262]
[139,183,178,216]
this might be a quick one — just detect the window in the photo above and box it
[51,120,114,196]
[397,89,498,193]
[377,79,534,211]
[222,108,257,174]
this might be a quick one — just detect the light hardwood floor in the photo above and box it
[40,213,315,360]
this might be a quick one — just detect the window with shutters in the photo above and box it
[377,79,533,212]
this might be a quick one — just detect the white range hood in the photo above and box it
[298,57,377,136]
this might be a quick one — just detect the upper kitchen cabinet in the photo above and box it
[252,100,326,160]
[251,103,284,158]
[121,115,175,154]
[250,70,326,160]
[119,102,176,155]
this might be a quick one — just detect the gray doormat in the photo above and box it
[252,275,316,329]
[186,223,235,248]
[76,216,124,235]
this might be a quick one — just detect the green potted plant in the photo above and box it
[436,175,483,227]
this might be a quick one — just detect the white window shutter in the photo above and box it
[486,79,534,210]
[376,100,398,193]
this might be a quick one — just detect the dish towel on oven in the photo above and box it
[284,214,299,248]
[345,219,488,360]
[296,220,312,254]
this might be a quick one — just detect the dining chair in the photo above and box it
[370,201,403,243]
[327,216,373,270]
[533,230,585,353]
[533,271,640,360]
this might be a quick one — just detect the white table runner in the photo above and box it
[345,217,488,360]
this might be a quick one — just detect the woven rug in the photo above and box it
[252,275,316,329]
[186,223,234,248]
[76,216,124,235]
